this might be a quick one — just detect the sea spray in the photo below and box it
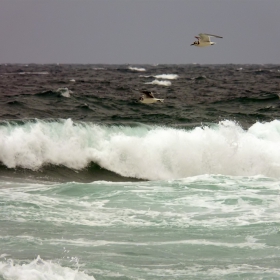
[0,256,95,280]
[1,119,280,179]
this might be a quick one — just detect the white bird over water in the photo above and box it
[139,90,164,104]
[191,33,223,47]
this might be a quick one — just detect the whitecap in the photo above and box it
[154,74,179,79]
[56,88,72,98]
[128,66,146,72]
[145,79,171,86]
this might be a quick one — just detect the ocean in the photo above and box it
[1,64,280,279]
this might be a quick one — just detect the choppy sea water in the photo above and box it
[1,64,280,279]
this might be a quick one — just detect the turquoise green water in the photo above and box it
[1,175,280,279]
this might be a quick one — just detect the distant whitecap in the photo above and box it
[128,66,146,72]
[145,79,171,86]
[154,74,179,80]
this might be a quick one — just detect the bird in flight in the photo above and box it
[191,33,223,47]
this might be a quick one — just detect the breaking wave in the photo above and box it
[1,119,280,180]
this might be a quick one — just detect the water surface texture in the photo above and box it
[1,64,280,279]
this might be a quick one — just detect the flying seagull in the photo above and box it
[191,33,223,47]
[139,90,164,104]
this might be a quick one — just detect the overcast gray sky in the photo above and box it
[0,0,279,64]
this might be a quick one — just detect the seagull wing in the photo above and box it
[198,33,211,42]
[202,33,223,39]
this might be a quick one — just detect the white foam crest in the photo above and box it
[2,120,280,180]
[56,88,72,98]
[128,66,146,72]
[154,74,178,80]
[93,120,280,180]
[144,79,171,86]
[0,255,95,280]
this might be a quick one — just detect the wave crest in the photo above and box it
[1,119,280,180]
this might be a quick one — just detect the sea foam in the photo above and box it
[56,88,72,98]
[1,119,280,180]
[0,256,95,280]
[154,74,179,79]
[128,66,146,72]
[145,79,171,86]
